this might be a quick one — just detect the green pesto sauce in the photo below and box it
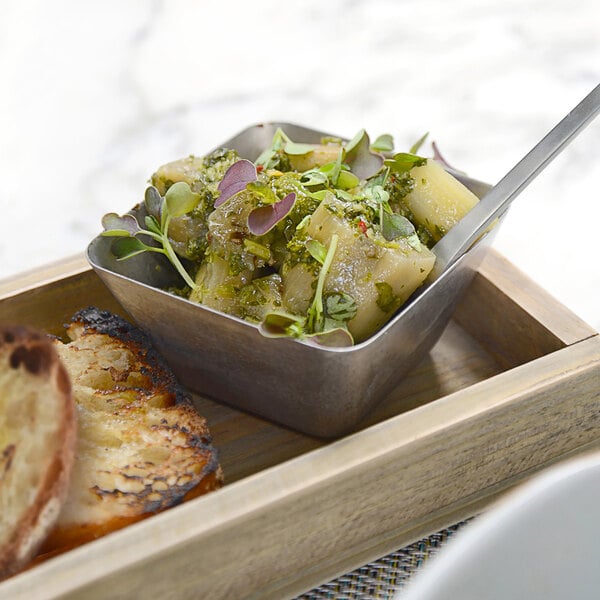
[375,281,403,313]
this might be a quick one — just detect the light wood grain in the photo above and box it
[0,249,597,599]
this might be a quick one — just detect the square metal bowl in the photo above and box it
[87,122,493,437]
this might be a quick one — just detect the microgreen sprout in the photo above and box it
[255,128,292,170]
[362,184,421,248]
[344,129,385,180]
[384,152,427,175]
[370,133,394,154]
[215,159,257,207]
[247,192,297,236]
[307,234,338,333]
[102,182,200,290]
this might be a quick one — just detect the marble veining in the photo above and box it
[0,0,598,327]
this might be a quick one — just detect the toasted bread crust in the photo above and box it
[45,308,223,553]
[0,327,76,579]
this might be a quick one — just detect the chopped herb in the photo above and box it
[375,282,402,313]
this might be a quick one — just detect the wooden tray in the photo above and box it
[0,249,598,599]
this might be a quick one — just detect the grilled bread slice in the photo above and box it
[43,307,223,553]
[0,327,76,578]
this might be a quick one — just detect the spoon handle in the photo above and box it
[432,83,600,276]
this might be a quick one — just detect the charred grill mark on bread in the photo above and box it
[42,307,223,554]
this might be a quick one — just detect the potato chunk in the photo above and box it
[305,197,435,341]
[404,159,479,242]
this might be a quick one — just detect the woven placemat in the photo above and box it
[296,523,466,600]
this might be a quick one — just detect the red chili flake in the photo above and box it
[256,164,264,172]
[358,220,368,235]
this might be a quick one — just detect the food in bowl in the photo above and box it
[102,129,479,345]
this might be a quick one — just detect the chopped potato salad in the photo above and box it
[102,129,479,345]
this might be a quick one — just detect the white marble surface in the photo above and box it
[1,0,598,328]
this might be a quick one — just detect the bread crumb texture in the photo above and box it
[42,307,223,553]
[0,326,75,578]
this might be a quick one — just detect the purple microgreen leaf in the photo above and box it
[409,132,429,155]
[111,237,153,260]
[101,213,141,237]
[215,159,257,207]
[284,141,315,156]
[247,192,296,236]
[259,312,305,339]
[370,134,394,153]
[144,186,163,218]
[345,130,384,180]
[305,327,354,347]
[305,239,327,265]
[164,181,200,217]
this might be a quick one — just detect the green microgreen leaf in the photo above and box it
[384,153,427,175]
[243,238,271,261]
[259,312,305,339]
[144,214,162,235]
[345,129,366,156]
[324,292,357,322]
[246,180,278,204]
[164,181,201,217]
[300,169,329,187]
[370,134,394,153]
[284,141,315,156]
[307,234,339,333]
[255,128,291,169]
[305,239,328,264]
[381,212,416,242]
[101,213,141,237]
[409,132,429,155]
[335,189,355,201]
[308,189,329,201]
[112,237,157,260]
[329,149,344,187]
[296,215,311,231]
[364,185,390,205]
[336,170,360,190]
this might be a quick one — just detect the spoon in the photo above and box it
[430,83,600,280]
